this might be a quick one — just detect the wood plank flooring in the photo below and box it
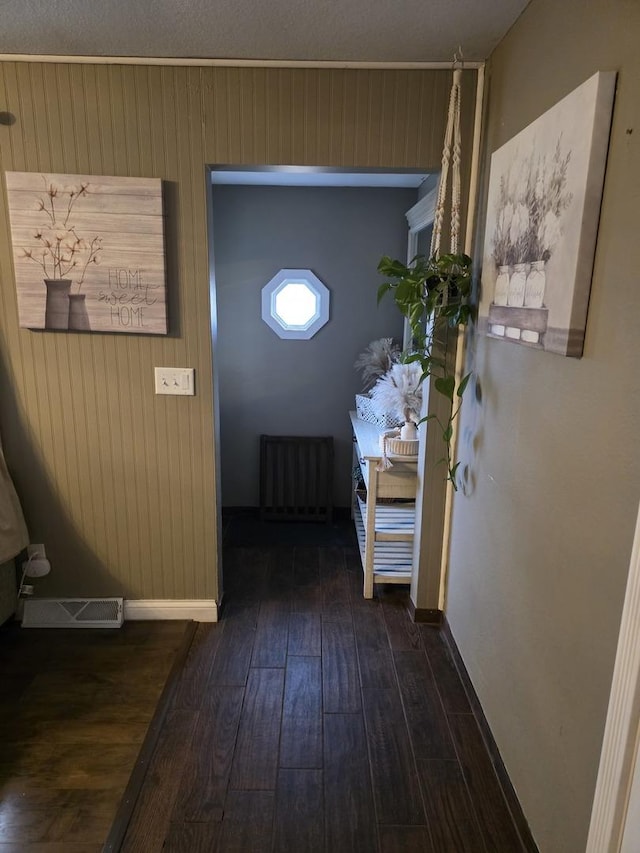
[0,528,533,852]
[119,539,532,852]
[0,619,190,853]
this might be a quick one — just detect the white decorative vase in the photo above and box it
[494,265,510,306]
[400,421,418,441]
[524,260,546,308]
[507,263,527,307]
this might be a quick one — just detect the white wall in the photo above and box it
[446,1,640,850]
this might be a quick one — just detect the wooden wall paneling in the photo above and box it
[225,68,244,164]
[340,70,358,165]
[179,109,199,595]
[0,60,473,604]
[312,70,331,165]
[65,65,89,173]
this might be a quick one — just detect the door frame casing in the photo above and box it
[587,499,640,852]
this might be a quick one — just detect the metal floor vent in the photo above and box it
[22,597,124,628]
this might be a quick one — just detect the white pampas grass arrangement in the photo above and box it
[370,362,423,424]
[354,338,400,391]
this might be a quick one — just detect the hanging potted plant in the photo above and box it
[376,251,473,488]
[375,64,473,488]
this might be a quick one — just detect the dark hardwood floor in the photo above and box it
[117,531,532,852]
[0,525,534,852]
[0,619,190,853]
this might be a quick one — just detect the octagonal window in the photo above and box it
[274,282,317,328]
[262,269,330,340]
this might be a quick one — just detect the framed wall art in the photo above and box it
[478,71,616,357]
[5,172,167,334]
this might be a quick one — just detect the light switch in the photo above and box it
[155,367,195,396]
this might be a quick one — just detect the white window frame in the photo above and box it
[261,268,330,340]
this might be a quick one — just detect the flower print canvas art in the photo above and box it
[5,172,167,334]
[478,71,616,357]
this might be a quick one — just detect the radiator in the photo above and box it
[259,435,333,522]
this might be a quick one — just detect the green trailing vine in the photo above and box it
[377,252,473,489]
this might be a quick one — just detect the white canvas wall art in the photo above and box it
[478,71,616,357]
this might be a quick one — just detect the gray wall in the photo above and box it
[213,184,414,507]
[446,1,640,851]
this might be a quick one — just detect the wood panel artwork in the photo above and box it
[5,171,167,334]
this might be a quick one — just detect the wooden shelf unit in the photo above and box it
[350,412,418,598]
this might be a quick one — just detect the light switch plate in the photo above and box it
[155,367,195,396]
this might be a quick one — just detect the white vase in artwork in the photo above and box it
[507,263,527,307]
[524,260,546,308]
[494,265,510,306]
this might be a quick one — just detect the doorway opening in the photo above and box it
[207,165,436,592]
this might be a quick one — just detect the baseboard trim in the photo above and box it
[442,617,539,853]
[124,599,218,622]
[407,599,442,624]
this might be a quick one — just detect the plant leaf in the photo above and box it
[435,375,455,401]
[457,372,472,398]
[377,282,392,305]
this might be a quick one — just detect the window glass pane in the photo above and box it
[274,282,317,327]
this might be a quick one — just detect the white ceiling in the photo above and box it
[0,0,530,63]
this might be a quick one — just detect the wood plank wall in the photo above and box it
[0,62,475,600]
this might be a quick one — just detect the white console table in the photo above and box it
[350,412,418,598]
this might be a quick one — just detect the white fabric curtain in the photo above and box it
[0,433,28,563]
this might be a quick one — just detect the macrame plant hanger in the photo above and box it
[377,57,465,475]
[431,51,463,259]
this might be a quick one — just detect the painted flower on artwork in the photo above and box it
[21,177,102,293]
[491,137,572,268]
